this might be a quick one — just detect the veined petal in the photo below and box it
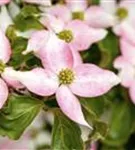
[100,0,117,14]
[1,67,24,89]
[66,0,88,12]
[8,68,59,96]
[66,20,107,51]
[23,30,49,55]
[0,78,8,109]
[0,0,11,6]
[56,85,91,128]
[0,29,11,63]
[85,6,116,28]
[46,4,71,23]
[120,39,135,65]
[70,64,120,97]
[38,32,73,73]
[23,0,51,6]
[0,6,13,33]
[114,56,134,88]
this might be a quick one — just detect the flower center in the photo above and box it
[58,68,75,85]
[116,7,128,20]
[72,11,84,20]
[57,30,73,43]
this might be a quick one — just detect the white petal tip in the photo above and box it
[22,50,30,55]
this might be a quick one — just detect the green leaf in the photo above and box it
[8,37,31,68]
[80,96,106,118]
[91,0,100,5]
[8,37,41,69]
[98,30,119,69]
[52,110,84,150]
[80,44,101,65]
[80,96,108,140]
[18,5,40,18]
[0,94,44,140]
[14,5,44,31]
[103,101,133,146]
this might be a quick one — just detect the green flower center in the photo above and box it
[57,30,73,43]
[116,7,128,20]
[58,68,75,85]
[72,11,84,20]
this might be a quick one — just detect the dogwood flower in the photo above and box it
[11,33,120,127]
[23,15,107,54]
[114,39,135,104]
[87,0,135,45]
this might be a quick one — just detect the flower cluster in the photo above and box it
[0,0,121,127]
[1,0,135,149]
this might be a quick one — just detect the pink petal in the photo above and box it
[100,0,117,14]
[114,56,134,88]
[23,30,49,55]
[56,85,91,128]
[40,15,64,33]
[0,78,8,109]
[0,0,11,6]
[1,67,24,89]
[112,24,122,36]
[23,0,51,6]
[120,38,135,65]
[70,64,120,97]
[115,22,135,45]
[66,20,107,51]
[46,4,71,23]
[70,48,83,67]
[9,68,59,96]
[0,29,11,63]
[85,6,116,28]
[66,0,88,11]
[38,32,73,73]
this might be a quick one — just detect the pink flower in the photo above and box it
[23,0,51,6]
[24,15,107,53]
[11,34,120,127]
[114,39,135,104]
[87,0,135,45]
